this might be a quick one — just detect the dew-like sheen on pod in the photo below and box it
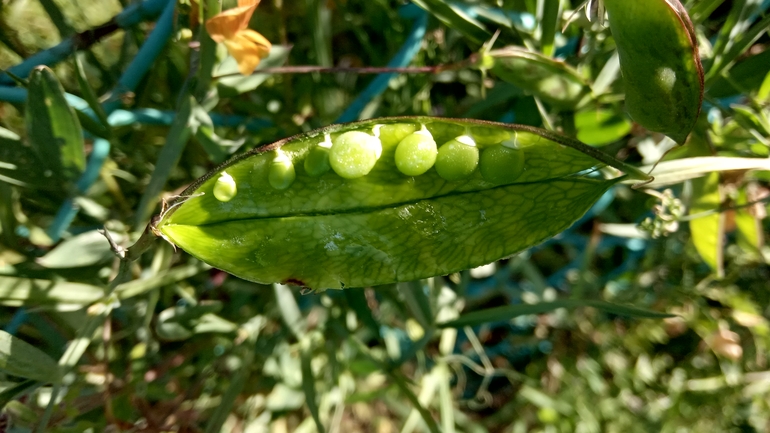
[304,136,332,177]
[269,151,296,190]
[395,129,438,176]
[435,135,479,181]
[480,139,525,185]
[329,131,382,179]
[213,171,237,202]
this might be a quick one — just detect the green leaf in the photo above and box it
[300,339,325,433]
[706,13,770,89]
[538,0,560,57]
[0,330,61,383]
[707,49,770,98]
[707,0,768,83]
[0,276,104,307]
[575,109,632,146]
[37,230,123,269]
[438,299,674,328]
[73,52,111,133]
[0,379,39,410]
[689,0,727,24]
[215,45,292,97]
[734,184,764,258]
[759,69,770,103]
[732,104,770,138]
[0,126,59,190]
[411,0,491,44]
[689,171,725,277]
[603,0,703,144]
[155,303,237,341]
[490,47,591,110]
[0,182,17,248]
[190,101,247,163]
[25,66,85,187]
[156,117,632,289]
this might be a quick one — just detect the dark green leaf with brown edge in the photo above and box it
[438,299,674,328]
[154,117,646,290]
[603,0,704,144]
[25,66,85,188]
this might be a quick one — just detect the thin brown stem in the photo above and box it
[212,60,472,79]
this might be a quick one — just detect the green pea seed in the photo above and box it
[480,139,525,185]
[435,135,479,181]
[470,126,510,146]
[379,123,418,148]
[269,151,296,190]
[213,171,237,202]
[304,135,332,177]
[395,129,438,176]
[329,131,382,179]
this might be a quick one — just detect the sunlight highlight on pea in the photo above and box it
[269,151,296,190]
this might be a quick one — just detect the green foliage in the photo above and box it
[0,0,769,431]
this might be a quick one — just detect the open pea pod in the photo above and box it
[488,47,591,110]
[155,117,645,290]
[602,0,704,144]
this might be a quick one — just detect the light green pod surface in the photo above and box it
[157,117,616,289]
[489,47,590,110]
[603,0,703,144]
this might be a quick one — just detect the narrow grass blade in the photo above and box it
[301,340,325,433]
[134,95,193,230]
[439,299,674,328]
[73,53,111,132]
[538,0,560,57]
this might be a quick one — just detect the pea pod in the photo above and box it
[154,117,641,290]
[602,0,704,144]
[488,47,591,110]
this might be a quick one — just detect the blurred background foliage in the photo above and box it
[0,0,769,431]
